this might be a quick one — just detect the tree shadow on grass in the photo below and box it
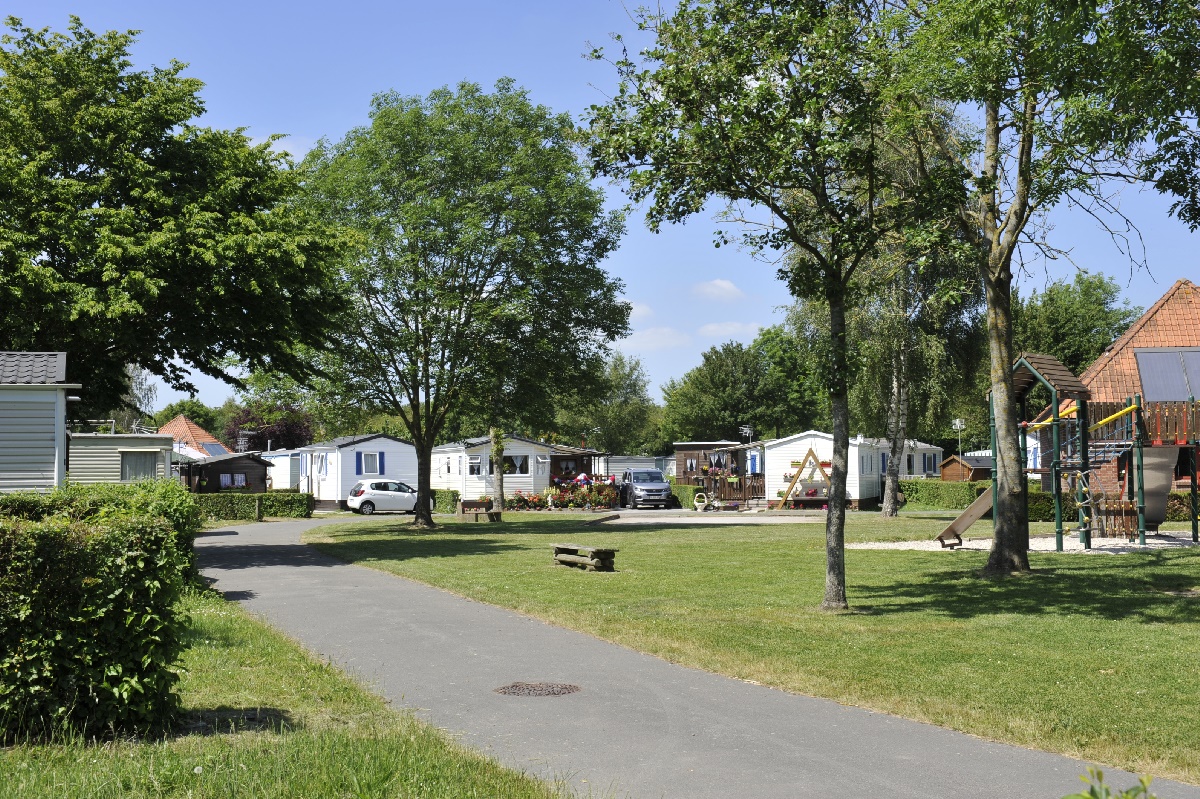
[197,542,346,571]
[853,549,1200,624]
[175,706,295,737]
[309,535,527,564]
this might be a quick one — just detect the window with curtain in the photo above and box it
[120,452,157,481]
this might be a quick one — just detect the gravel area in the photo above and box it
[849,531,1200,554]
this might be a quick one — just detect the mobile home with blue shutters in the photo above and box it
[298,434,417,507]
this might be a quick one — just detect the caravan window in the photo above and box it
[468,455,482,475]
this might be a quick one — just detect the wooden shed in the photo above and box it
[180,451,271,494]
[939,454,992,482]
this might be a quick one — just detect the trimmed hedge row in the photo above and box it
[898,479,990,510]
[0,481,202,574]
[433,489,460,515]
[671,482,700,509]
[0,515,187,738]
[194,492,315,521]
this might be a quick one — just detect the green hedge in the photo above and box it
[261,492,315,518]
[0,515,187,739]
[1166,492,1200,523]
[671,482,700,509]
[898,480,990,510]
[432,489,460,515]
[195,493,263,522]
[0,481,201,575]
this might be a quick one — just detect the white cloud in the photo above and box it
[692,279,746,302]
[629,302,654,323]
[622,326,692,352]
[697,321,762,339]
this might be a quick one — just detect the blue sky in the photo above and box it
[11,2,1199,411]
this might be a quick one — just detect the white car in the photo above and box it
[347,480,419,514]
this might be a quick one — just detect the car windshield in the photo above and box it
[632,470,665,483]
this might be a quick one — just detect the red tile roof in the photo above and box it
[158,414,229,453]
[1077,279,1200,402]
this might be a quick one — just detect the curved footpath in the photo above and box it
[197,518,1200,799]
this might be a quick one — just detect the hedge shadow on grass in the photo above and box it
[852,550,1200,624]
[197,542,346,572]
[176,706,294,737]
[311,535,527,564]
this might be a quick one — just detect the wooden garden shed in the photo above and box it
[939,454,992,482]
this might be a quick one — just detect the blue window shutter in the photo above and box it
[881,453,887,474]
[355,452,363,475]
[378,451,386,475]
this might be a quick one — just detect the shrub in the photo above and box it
[671,482,700,509]
[504,491,549,511]
[1165,491,1199,523]
[0,481,202,575]
[540,483,618,509]
[0,515,187,739]
[195,493,263,522]
[432,489,460,515]
[260,492,315,518]
[897,480,989,510]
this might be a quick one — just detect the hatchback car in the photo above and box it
[619,469,672,509]
[347,480,418,514]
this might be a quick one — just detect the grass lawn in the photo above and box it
[304,511,1200,785]
[0,589,563,799]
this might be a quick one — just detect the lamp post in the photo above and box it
[952,418,965,456]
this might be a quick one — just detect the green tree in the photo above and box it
[153,398,219,435]
[1013,273,1141,377]
[555,353,658,456]
[661,342,770,444]
[590,0,964,608]
[752,325,829,439]
[0,18,346,417]
[304,80,627,525]
[901,0,1200,574]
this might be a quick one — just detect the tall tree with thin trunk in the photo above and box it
[900,0,1200,574]
[590,0,963,609]
[304,80,627,526]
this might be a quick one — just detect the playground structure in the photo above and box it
[939,354,1200,551]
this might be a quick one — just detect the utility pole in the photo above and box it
[952,418,965,456]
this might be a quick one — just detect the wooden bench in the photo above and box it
[459,500,502,522]
[552,543,617,572]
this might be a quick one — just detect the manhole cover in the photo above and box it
[494,682,581,697]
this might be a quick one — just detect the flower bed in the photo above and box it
[504,484,618,511]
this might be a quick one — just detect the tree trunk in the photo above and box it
[413,438,436,527]
[982,266,1030,574]
[823,287,851,611]
[881,341,909,517]
[490,426,506,516]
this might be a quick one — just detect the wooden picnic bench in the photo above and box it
[552,543,618,572]
[459,500,502,522]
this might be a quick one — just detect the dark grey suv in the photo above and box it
[619,469,672,509]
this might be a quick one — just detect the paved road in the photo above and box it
[197,518,1200,799]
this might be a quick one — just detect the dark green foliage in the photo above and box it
[0,18,346,416]
[194,494,263,522]
[432,490,460,515]
[0,481,201,574]
[899,480,990,510]
[1026,489,1078,524]
[260,492,315,518]
[1165,493,1200,524]
[0,515,186,738]
[670,482,700,510]
[1013,273,1140,377]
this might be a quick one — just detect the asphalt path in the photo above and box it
[197,517,1200,799]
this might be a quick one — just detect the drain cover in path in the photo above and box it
[494,682,581,697]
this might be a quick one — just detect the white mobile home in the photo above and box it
[67,433,174,483]
[261,449,302,491]
[299,434,418,507]
[864,438,944,479]
[0,352,81,492]
[762,431,884,508]
[431,436,606,500]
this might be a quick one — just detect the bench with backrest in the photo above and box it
[459,500,501,522]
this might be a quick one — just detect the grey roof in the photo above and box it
[0,351,68,384]
[432,435,606,455]
[305,433,412,450]
[943,454,992,469]
[187,451,273,467]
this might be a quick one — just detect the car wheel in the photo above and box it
[360,501,375,515]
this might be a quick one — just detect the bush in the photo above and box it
[260,492,314,518]
[504,490,549,511]
[0,481,202,575]
[671,482,700,510]
[898,480,990,510]
[195,493,263,522]
[0,515,187,739]
[1165,491,1199,523]
[432,489,460,515]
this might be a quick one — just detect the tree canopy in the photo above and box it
[0,17,346,416]
[303,79,628,525]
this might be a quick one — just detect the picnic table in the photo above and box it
[552,543,618,572]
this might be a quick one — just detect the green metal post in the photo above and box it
[1050,389,1063,552]
[1191,396,1198,543]
[990,394,998,534]
[1077,398,1091,548]
[1134,394,1146,546]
